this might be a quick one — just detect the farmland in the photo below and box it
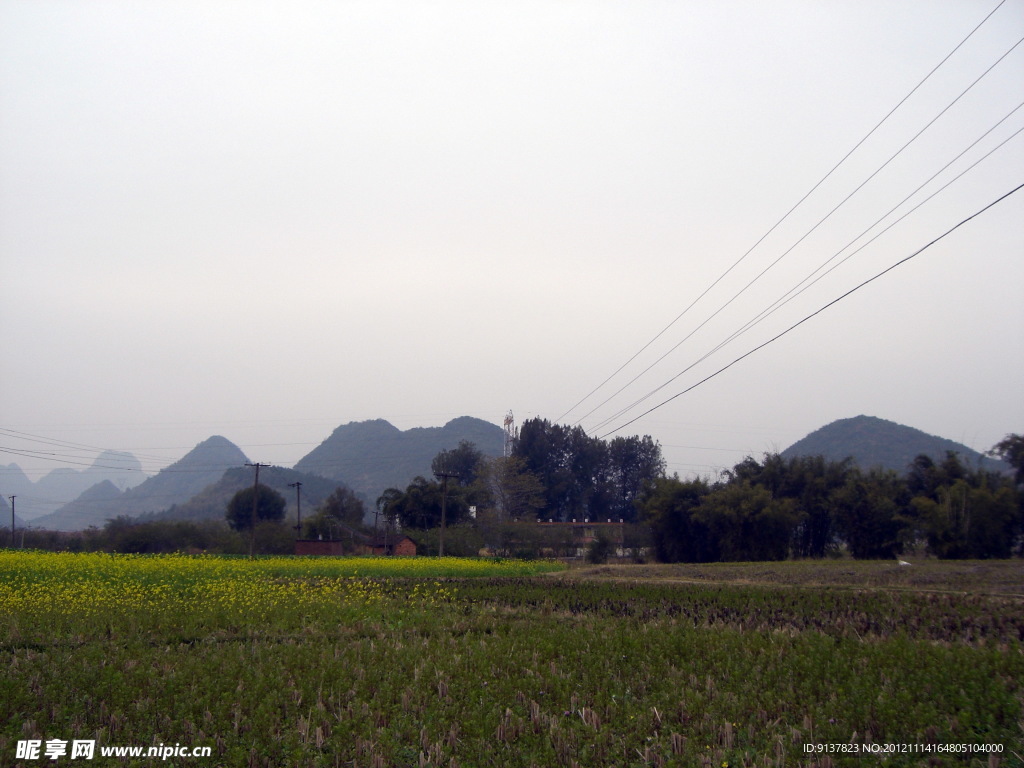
[1,553,1022,767]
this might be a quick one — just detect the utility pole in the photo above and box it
[373,497,381,548]
[433,471,459,557]
[8,496,15,548]
[288,481,303,537]
[245,463,270,557]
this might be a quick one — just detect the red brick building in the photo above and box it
[294,539,345,556]
[368,535,417,557]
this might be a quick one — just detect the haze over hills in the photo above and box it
[1,450,146,521]
[0,463,34,499]
[0,494,29,531]
[781,415,1011,474]
[33,436,250,531]
[29,419,507,531]
[15,415,1016,533]
[152,465,347,525]
[294,416,505,504]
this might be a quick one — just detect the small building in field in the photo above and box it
[535,520,626,557]
[294,534,417,557]
[294,539,345,556]
[487,519,649,559]
[368,535,417,557]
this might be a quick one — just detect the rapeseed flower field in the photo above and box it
[0,551,556,639]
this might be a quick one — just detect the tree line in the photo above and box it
[224,426,1022,561]
[2,483,375,555]
[375,428,1022,561]
[8,422,1020,562]
[642,435,1023,561]
[376,418,666,530]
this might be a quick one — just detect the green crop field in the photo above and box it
[1,552,1022,767]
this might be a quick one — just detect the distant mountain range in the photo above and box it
[294,416,505,503]
[12,414,1011,532]
[782,415,1010,474]
[14,417,506,531]
[152,465,343,525]
[30,436,250,531]
[149,417,505,526]
[1,450,146,520]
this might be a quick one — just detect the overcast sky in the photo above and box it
[2,0,1022,493]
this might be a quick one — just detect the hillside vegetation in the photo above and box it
[782,415,1009,474]
[293,416,505,502]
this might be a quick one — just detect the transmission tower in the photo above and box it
[503,410,518,458]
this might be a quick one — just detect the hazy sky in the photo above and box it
[2,1,1022,495]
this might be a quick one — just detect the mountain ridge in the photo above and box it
[2,450,146,521]
[33,436,250,531]
[152,465,348,525]
[294,416,505,503]
[781,415,1010,474]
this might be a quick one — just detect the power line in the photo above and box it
[0,427,177,465]
[0,446,252,476]
[0,447,150,472]
[556,0,1014,425]
[580,34,1024,432]
[598,182,1024,439]
[591,107,1024,433]
[686,129,1024,375]
[719,111,1024,351]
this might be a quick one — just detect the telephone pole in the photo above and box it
[288,481,303,537]
[8,496,15,548]
[245,463,270,557]
[433,471,459,557]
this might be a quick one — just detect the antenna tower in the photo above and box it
[503,410,518,458]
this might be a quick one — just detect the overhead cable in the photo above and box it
[598,182,1024,439]
[556,0,1013,424]
[581,33,1024,430]
[591,109,1024,432]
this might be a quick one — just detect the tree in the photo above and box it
[431,441,486,486]
[637,475,714,563]
[989,434,1024,486]
[722,453,850,558]
[906,454,941,498]
[605,435,666,522]
[695,482,801,562]
[907,451,972,497]
[586,531,614,564]
[515,418,590,521]
[514,417,664,522]
[389,476,469,530]
[316,487,366,528]
[303,486,367,540]
[477,456,546,521]
[831,468,907,559]
[376,487,403,533]
[225,484,286,531]
[903,447,1021,558]
[784,455,852,558]
[912,479,1019,559]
